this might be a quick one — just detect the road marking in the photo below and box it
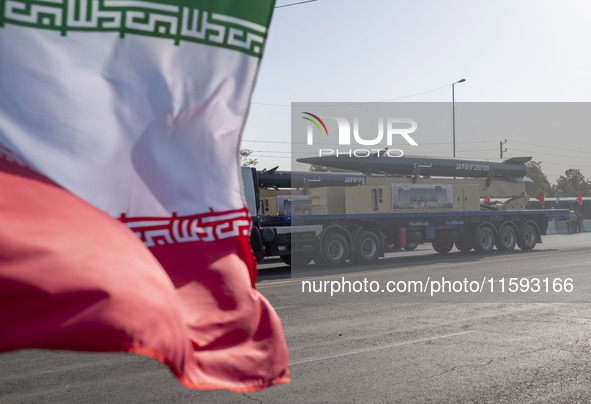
[257,249,591,289]
[288,330,475,365]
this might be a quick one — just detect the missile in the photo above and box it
[256,170,365,188]
[296,155,530,180]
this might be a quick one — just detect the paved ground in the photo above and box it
[1,233,591,403]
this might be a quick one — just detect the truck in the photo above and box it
[243,166,371,264]
[243,166,368,265]
[242,156,570,267]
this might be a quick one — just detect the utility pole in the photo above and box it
[452,79,466,158]
[500,140,507,159]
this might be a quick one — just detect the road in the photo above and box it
[1,233,591,403]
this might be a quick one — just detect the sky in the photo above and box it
[240,0,591,184]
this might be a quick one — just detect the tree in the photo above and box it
[239,148,257,166]
[553,168,591,197]
[524,161,552,197]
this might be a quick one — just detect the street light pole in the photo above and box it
[452,78,466,158]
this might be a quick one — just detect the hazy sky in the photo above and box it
[241,0,591,184]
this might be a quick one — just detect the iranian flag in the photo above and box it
[0,0,289,392]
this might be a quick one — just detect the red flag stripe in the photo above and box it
[0,157,289,392]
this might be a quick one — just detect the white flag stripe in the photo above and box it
[0,25,256,218]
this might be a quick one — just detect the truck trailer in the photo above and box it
[243,158,569,267]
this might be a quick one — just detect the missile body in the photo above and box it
[256,170,365,188]
[296,155,530,179]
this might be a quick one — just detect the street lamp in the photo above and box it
[452,78,466,158]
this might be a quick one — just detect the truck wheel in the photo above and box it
[473,225,495,253]
[432,240,453,254]
[517,223,537,251]
[316,232,350,267]
[455,240,472,253]
[496,224,517,252]
[250,227,265,263]
[354,230,382,264]
[280,255,312,266]
[403,242,418,251]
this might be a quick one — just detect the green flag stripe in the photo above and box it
[0,0,275,58]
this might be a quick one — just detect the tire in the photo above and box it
[403,242,418,251]
[354,230,382,264]
[496,224,517,252]
[473,225,496,253]
[437,229,458,241]
[280,254,312,267]
[432,240,454,254]
[316,232,350,267]
[250,227,265,263]
[455,240,472,253]
[517,223,538,251]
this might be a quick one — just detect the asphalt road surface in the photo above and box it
[2,233,591,403]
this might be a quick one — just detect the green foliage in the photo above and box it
[239,148,258,167]
[553,168,591,197]
[509,161,591,198]
[525,161,552,197]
